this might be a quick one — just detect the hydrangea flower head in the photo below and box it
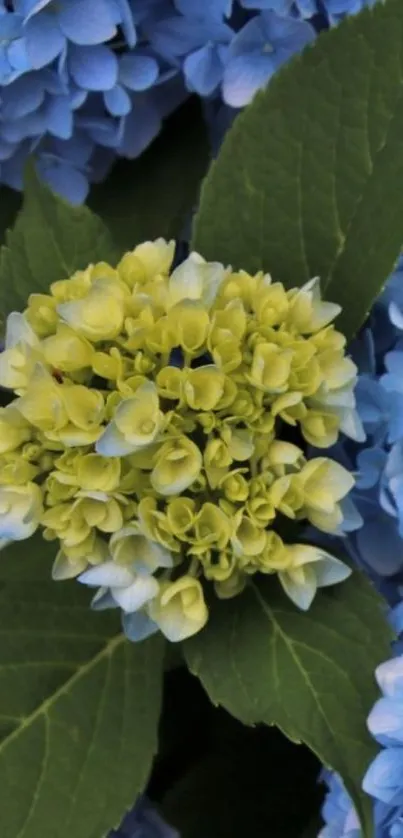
[0,1,328,202]
[0,241,358,641]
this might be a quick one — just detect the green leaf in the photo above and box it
[184,574,392,838]
[192,0,403,338]
[89,99,209,252]
[0,165,118,326]
[0,536,165,838]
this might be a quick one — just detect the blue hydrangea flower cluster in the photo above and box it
[0,0,373,203]
[319,261,403,837]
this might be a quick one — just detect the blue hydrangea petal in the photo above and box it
[58,0,117,46]
[392,606,403,640]
[376,658,403,701]
[24,12,65,68]
[223,52,273,107]
[111,796,179,838]
[355,376,389,435]
[6,38,31,89]
[356,516,403,577]
[45,96,73,139]
[109,0,136,47]
[386,346,403,376]
[16,0,51,22]
[338,496,363,532]
[0,74,45,119]
[103,84,131,117]
[184,43,226,96]
[148,15,232,60]
[37,154,89,203]
[368,697,403,748]
[119,54,159,91]
[79,113,123,149]
[7,38,35,80]
[265,11,316,48]
[122,610,159,642]
[69,44,118,91]
[356,446,387,490]
[223,12,314,106]
[69,88,87,109]
[51,132,94,166]
[2,109,47,141]
[363,748,403,806]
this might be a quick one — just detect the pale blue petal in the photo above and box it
[91,587,117,611]
[368,697,403,747]
[363,748,403,805]
[279,571,316,610]
[314,555,351,588]
[223,52,273,107]
[377,658,403,700]
[112,576,159,612]
[122,610,159,642]
[390,301,403,330]
[338,497,363,532]
[96,422,135,457]
[79,561,133,588]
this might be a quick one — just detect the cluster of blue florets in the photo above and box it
[0,0,374,203]
[319,263,403,837]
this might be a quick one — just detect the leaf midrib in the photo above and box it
[250,583,372,835]
[250,585,359,772]
[0,631,124,754]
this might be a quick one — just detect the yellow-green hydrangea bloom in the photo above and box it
[0,239,361,641]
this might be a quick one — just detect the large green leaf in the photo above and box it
[0,166,117,326]
[89,99,209,252]
[193,0,403,338]
[0,537,165,838]
[184,574,392,838]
